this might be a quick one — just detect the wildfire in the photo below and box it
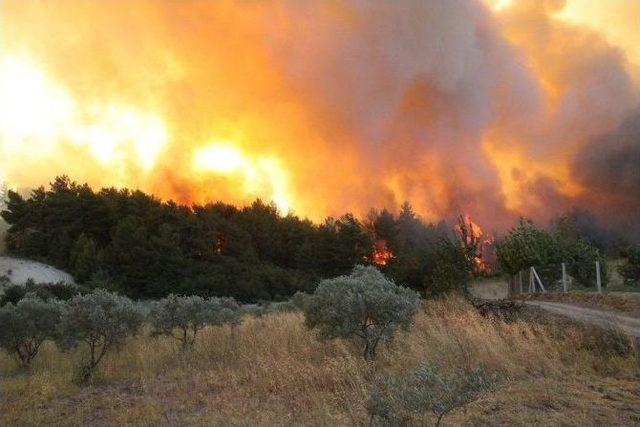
[0,0,638,231]
[371,240,395,266]
[457,214,496,274]
[192,143,292,213]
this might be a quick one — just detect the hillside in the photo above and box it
[0,256,74,287]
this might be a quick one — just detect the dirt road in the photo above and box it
[526,300,640,338]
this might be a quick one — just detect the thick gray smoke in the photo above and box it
[572,108,640,238]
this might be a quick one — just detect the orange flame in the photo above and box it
[371,240,395,266]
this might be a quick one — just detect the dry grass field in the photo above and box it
[1,295,639,426]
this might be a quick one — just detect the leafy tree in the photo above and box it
[149,294,241,350]
[0,296,64,368]
[303,265,419,360]
[427,239,473,296]
[56,290,144,382]
[496,218,561,276]
[69,233,101,282]
[367,363,497,427]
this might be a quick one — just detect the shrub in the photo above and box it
[367,363,497,427]
[149,294,241,350]
[303,265,420,360]
[619,245,640,286]
[0,281,83,306]
[0,295,64,368]
[56,289,144,382]
[0,284,26,306]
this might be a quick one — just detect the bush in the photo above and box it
[619,245,640,286]
[149,294,241,350]
[0,295,64,367]
[0,280,83,306]
[303,265,420,360]
[56,289,144,382]
[0,284,27,306]
[367,363,497,427]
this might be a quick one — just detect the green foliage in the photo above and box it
[56,289,144,382]
[303,265,420,360]
[69,233,101,282]
[496,218,606,288]
[149,294,241,350]
[496,219,561,275]
[1,176,375,301]
[367,363,497,427]
[0,284,26,306]
[0,296,64,367]
[0,281,83,306]
[427,239,474,297]
[619,245,640,286]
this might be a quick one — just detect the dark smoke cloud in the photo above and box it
[572,108,640,238]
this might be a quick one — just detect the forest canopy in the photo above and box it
[1,176,471,301]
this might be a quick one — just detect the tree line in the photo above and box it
[1,176,474,301]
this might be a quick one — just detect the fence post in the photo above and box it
[596,261,602,294]
[518,270,523,294]
[529,267,534,293]
[531,266,546,293]
[562,262,567,293]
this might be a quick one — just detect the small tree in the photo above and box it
[367,363,497,427]
[149,294,241,350]
[0,296,64,368]
[57,289,143,382]
[427,239,474,297]
[303,265,420,360]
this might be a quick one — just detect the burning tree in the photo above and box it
[456,214,494,276]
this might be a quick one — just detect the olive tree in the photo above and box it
[57,289,144,382]
[0,295,63,368]
[367,363,497,427]
[149,294,241,350]
[303,265,420,360]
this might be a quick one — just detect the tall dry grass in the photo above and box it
[1,295,638,426]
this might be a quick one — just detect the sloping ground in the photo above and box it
[0,256,74,287]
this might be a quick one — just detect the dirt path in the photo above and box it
[526,300,640,338]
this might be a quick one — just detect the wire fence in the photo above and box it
[508,261,603,296]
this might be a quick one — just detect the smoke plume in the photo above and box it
[0,0,638,234]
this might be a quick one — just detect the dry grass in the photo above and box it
[1,295,639,426]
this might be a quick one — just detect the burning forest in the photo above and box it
[1,0,639,239]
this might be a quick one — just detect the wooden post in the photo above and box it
[531,266,546,293]
[596,261,602,294]
[529,268,534,293]
[518,270,523,294]
[562,262,567,293]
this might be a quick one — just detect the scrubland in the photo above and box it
[1,295,639,426]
